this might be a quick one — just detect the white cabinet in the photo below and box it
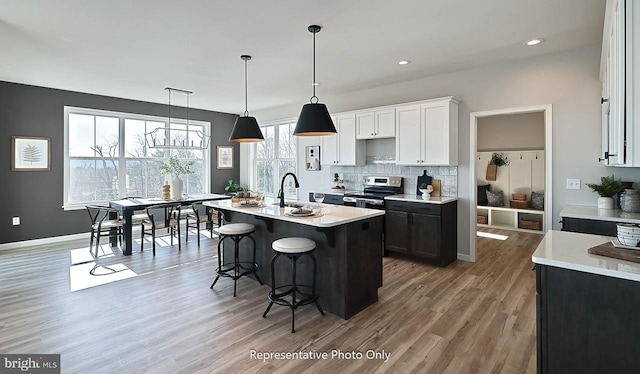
[356,108,396,139]
[321,113,365,166]
[395,97,459,166]
[600,0,640,166]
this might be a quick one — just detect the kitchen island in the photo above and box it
[532,230,640,373]
[204,199,385,319]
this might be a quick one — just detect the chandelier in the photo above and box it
[145,87,211,150]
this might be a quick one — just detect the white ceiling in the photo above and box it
[0,0,605,115]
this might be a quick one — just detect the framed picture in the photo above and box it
[217,146,234,169]
[305,146,321,171]
[12,136,51,171]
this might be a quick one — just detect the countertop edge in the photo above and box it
[532,255,640,282]
[204,201,385,228]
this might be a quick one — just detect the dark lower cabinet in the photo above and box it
[385,210,410,253]
[561,217,617,236]
[385,200,457,266]
[536,264,640,374]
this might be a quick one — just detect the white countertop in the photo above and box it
[560,204,640,224]
[204,198,385,228]
[385,195,458,204]
[532,230,640,282]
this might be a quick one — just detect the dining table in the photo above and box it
[109,193,230,255]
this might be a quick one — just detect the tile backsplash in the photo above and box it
[331,157,458,196]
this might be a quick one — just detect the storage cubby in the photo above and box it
[477,206,544,233]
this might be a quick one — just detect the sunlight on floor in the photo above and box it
[69,245,137,292]
[477,231,509,241]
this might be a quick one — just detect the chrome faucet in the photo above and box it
[278,172,300,207]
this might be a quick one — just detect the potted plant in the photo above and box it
[332,172,341,189]
[159,155,195,199]
[586,175,624,209]
[486,153,509,181]
[419,182,433,199]
[224,179,240,196]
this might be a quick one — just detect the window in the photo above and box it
[63,107,210,209]
[253,121,297,197]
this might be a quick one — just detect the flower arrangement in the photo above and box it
[586,175,624,197]
[159,155,195,177]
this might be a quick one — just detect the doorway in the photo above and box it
[468,105,553,262]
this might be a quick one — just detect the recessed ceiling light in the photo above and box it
[398,60,411,65]
[526,38,545,46]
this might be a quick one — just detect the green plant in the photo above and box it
[333,172,340,182]
[490,153,510,167]
[586,175,624,197]
[158,155,195,177]
[419,182,429,189]
[224,179,240,194]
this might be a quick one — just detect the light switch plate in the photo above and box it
[566,179,581,190]
[12,217,20,226]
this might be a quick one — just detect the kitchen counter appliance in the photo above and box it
[343,176,402,209]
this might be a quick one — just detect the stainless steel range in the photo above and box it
[343,176,403,209]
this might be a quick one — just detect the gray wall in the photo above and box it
[477,112,545,151]
[253,44,640,259]
[0,81,239,244]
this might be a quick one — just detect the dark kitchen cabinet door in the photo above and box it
[411,213,441,259]
[385,210,411,253]
[536,264,640,373]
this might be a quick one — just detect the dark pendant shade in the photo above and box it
[294,103,337,136]
[229,116,264,142]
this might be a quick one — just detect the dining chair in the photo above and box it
[140,204,181,255]
[86,205,124,257]
[185,201,216,246]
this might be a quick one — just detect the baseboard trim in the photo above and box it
[457,253,472,262]
[0,232,90,251]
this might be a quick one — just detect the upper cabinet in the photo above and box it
[356,108,396,139]
[321,113,366,166]
[600,0,640,167]
[395,97,460,166]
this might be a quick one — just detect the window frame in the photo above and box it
[250,118,299,199]
[63,106,211,210]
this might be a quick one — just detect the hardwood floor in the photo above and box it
[0,227,542,373]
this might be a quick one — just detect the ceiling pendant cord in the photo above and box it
[244,55,250,116]
[310,25,320,104]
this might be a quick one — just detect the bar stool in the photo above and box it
[262,237,325,333]
[210,223,262,297]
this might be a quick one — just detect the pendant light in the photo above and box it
[293,25,337,136]
[229,55,264,142]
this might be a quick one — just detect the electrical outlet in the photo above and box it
[12,217,20,226]
[567,179,581,190]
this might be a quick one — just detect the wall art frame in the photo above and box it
[12,136,51,171]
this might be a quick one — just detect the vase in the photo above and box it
[171,176,183,200]
[620,189,640,213]
[597,196,614,209]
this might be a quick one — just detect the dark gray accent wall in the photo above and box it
[0,81,239,244]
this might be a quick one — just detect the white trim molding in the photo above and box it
[0,232,90,251]
[469,104,553,262]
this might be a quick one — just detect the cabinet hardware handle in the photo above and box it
[598,151,616,162]
[601,97,608,104]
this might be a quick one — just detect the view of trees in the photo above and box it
[255,123,297,197]
[67,112,206,204]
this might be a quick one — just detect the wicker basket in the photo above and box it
[477,215,488,224]
[520,219,542,231]
[509,199,530,209]
[512,193,527,201]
